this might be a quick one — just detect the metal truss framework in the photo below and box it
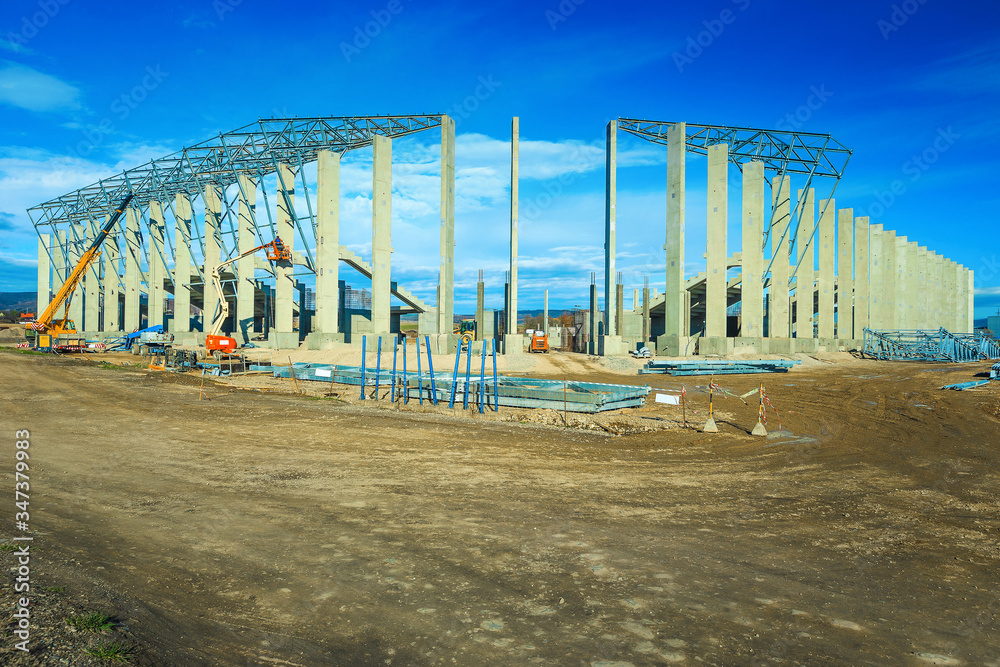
[617,119,853,286]
[863,328,1000,362]
[28,115,445,309]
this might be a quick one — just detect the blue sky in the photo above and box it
[0,0,998,317]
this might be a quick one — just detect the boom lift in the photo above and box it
[205,237,290,357]
[32,193,134,350]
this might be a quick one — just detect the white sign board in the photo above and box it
[315,368,333,378]
[655,393,681,405]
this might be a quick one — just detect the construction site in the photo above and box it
[5,113,1000,665]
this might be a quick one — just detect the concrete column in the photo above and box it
[868,224,884,330]
[741,161,764,338]
[438,115,456,336]
[371,136,392,336]
[237,174,259,343]
[934,253,945,329]
[795,188,814,340]
[36,234,50,316]
[509,117,520,338]
[663,122,686,342]
[103,226,120,333]
[543,289,549,335]
[67,226,84,328]
[52,230,66,319]
[951,261,962,332]
[894,236,908,330]
[853,216,870,337]
[475,270,485,340]
[124,208,142,331]
[615,280,624,337]
[966,269,974,332]
[905,242,919,329]
[275,164,296,343]
[589,280,598,354]
[203,184,222,334]
[172,193,193,334]
[314,153,340,341]
[817,199,836,339]
[769,174,791,338]
[837,209,853,340]
[605,120,617,336]
[642,284,650,343]
[84,221,101,332]
[883,229,897,329]
[148,200,166,328]
[706,143,728,339]
[914,246,927,328]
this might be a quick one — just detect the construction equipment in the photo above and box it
[205,237,289,357]
[528,330,549,353]
[32,192,134,349]
[454,318,476,345]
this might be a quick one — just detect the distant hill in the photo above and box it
[0,292,36,312]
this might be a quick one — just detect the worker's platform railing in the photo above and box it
[863,328,1000,362]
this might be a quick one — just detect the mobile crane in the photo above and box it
[32,192,134,351]
[204,237,290,357]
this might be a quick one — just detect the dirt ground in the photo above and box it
[1,347,1000,665]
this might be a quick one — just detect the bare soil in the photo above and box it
[1,347,999,665]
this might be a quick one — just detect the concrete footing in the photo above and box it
[699,337,733,356]
[767,338,795,355]
[306,332,345,350]
[793,338,820,354]
[656,335,694,357]
[504,334,524,355]
[598,335,625,356]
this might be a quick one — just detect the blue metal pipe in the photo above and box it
[374,336,382,400]
[360,335,367,400]
[391,336,398,402]
[416,336,424,405]
[425,336,438,405]
[463,338,472,410]
[479,340,487,414]
[402,337,408,404]
[491,339,499,412]
[448,343,461,409]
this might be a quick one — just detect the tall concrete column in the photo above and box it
[589,279,598,354]
[124,208,142,331]
[883,229,897,329]
[663,122,686,343]
[868,224,884,330]
[84,221,101,332]
[817,199,836,339]
[475,270,485,340]
[836,209,853,340]
[769,174,791,338]
[52,230,66,318]
[509,117,519,337]
[615,279,624,337]
[543,290,549,335]
[706,143,728,339]
[103,226,120,333]
[853,217,870,338]
[604,120,617,337]
[275,164,296,343]
[203,184,222,334]
[741,161,764,338]
[172,193,193,334]
[438,115,456,336]
[237,174,259,343]
[67,226,84,328]
[314,152,340,341]
[905,242,919,329]
[951,261,962,332]
[916,247,928,328]
[795,188,814,340]
[933,253,945,329]
[148,200,166,328]
[966,269,974,332]
[894,236,909,330]
[642,282,650,344]
[36,235,50,316]
[371,136,392,336]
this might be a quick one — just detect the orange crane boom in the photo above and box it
[33,192,134,336]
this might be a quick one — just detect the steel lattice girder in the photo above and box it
[27,115,445,230]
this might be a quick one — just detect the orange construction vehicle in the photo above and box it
[528,330,549,353]
[205,237,290,356]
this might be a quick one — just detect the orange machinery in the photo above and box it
[528,331,549,353]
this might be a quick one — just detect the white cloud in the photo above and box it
[0,61,80,112]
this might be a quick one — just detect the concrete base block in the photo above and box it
[272,331,300,350]
[703,417,719,433]
[816,338,839,352]
[169,332,201,346]
[843,338,863,351]
[427,333,457,355]
[656,335,694,357]
[598,335,626,356]
[751,421,768,437]
[734,337,767,354]
[504,334,524,355]
[766,338,795,354]
[793,338,820,354]
[699,336,734,356]
[305,332,345,350]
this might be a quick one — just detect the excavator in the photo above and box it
[32,192,134,351]
[204,237,290,357]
